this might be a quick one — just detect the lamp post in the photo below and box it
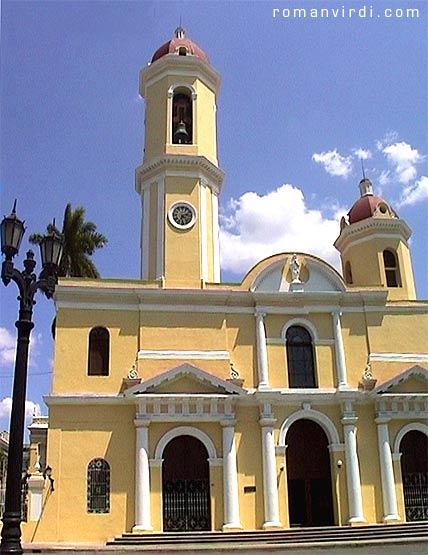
[0,202,62,555]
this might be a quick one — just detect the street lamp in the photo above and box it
[0,202,62,555]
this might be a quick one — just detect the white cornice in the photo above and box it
[140,55,221,97]
[137,350,230,360]
[334,218,412,253]
[54,282,428,314]
[370,353,428,363]
[135,155,224,194]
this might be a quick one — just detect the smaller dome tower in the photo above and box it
[334,178,416,299]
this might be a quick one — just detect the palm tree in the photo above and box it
[30,204,108,278]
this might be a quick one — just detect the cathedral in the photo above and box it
[22,28,427,544]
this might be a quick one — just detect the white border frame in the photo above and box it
[168,201,197,230]
[154,425,218,459]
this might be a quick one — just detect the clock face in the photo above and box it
[168,202,196,230]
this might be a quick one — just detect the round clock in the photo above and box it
[168,202,197,230]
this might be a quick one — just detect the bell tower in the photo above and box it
[334,177,416,300]
[136,28,224,288]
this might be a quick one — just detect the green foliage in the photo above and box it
[29,204,107,278]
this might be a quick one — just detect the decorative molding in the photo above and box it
[278,408,340,446]
[369,353,428,363]
[281,318,320,342]
[154,426,218,459]
[167,83,197,99]
[140,56,221,99]
[137,349,230,360]
[393,422,428,455]
[267,338,334,346]
[376,396,428,420]
[136,155,224,194]
[126,362,245,397]
[334,218,412,254]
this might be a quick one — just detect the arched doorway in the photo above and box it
[162,435,211,531]
[400,430,428,521]
[286,419,334,527]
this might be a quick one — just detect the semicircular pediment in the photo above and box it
[242,252,345,293]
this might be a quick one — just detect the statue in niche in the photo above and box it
[291,254,301,283]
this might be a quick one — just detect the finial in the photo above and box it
[361,158,366,180]
[359,176,373,197]
[175,26,186,39]
[12,199,17,214]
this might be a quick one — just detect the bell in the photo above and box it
[174,120,189,143]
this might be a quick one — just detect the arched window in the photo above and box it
[344,261,353,284]
[87,458,110,513]
[383,249,401,287]
[286,326,317,388]
[88,327,109,376]
[172,90,192,144]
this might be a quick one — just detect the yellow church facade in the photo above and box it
[22,28,428,544]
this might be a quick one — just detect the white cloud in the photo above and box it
[376,131,399,151]
[0,397,40,432]
[398,176,428,207]
[382,141,424,185]
[220,184,342,276]
[353,148,372,160]
[0,327,16,365]
[0,327,41,371]
[312,149,353,178]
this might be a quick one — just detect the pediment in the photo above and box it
[373,365,428,394]
[242,253,345,293]
[124,363,245,396]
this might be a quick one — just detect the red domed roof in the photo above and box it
[151,27,209,64]
[347,179,398,224]
[348,195,387,224]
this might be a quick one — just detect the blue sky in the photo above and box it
[1,0,427,433]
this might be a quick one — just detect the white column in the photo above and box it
[141,187,151,280]
[255,312,270,388]
[212,191,221,282]
[133,419,153,532]
[260,417,282,529]
[200,181,208,282]
[341,413,366,524]
[27,474,46,521]
[222,420,242,530]
[156,178,165,280]
[376,417,400,522]
[332,311,349,389]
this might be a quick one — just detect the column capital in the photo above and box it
[341,415,358,426]
[255,310,266,319]
[259,417,277,427]
[134,418,151,428]
[375,416,391,425]
[221,419,237,428]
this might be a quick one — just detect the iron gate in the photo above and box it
[163,479,210,531]
[403,472,428,521]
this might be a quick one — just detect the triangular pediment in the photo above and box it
[124,363,245,396]
[373,365,428,394]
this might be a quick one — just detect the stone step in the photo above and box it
[107,522,428,547]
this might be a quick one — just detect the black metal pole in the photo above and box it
[1,250,59,555]
[0,314,33,555]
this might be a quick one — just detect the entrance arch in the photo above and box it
[162,435,211,531]
[399,429,428,521]
[286,419,334,527]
